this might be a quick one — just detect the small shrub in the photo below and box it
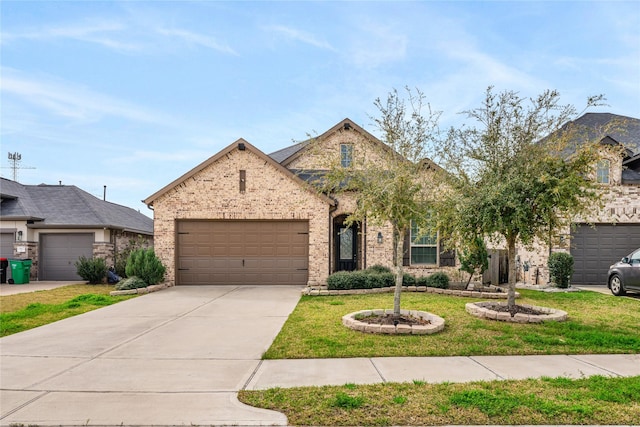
[125,249,166,286]
[75,256,107,284]
[366,264,392,274]
[426,272,450,289]
[366,272,394,288]
[327,271,350,290]
[115,276,148,290]
[548,252,574,289]
[459,236,489,286]
[402,273,416,286]
[327,270,417,290]
[114,235,148,277]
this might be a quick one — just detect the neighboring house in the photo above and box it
[0,178,154,281]
[144,119,455,287]
[515,113,640,286]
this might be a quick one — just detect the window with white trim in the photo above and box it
[340,144,353,168]
[410,220,437,265]
[596,159,610,184]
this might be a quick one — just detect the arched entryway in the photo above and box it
[334,214,359,272]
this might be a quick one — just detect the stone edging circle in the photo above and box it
[110,283,171,296]
[342,309,445,335]
[305,285,517,299]
[465,301,568,323]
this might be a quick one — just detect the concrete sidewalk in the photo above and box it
[247,353,640,390]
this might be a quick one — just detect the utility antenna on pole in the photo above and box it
[5,152,36,182]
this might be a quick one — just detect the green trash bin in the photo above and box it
[9,259,32,284]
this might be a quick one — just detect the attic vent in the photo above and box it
[343,123,352,130]
[238,142,246,151]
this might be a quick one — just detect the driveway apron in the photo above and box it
[0,285,302,426]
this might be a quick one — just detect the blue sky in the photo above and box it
[2,1,639,217]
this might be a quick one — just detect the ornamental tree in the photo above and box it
[312,88,442,316]
[435,87,606,309]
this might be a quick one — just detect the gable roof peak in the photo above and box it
[144,138,334,207]
[273,118,379,167]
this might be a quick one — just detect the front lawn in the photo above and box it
[239,375,640,426]
[0,284,136,337]
[264,289,640,359]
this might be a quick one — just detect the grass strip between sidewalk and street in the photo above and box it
[264,289,640,358]
[239,375,640,426]
[0,284,136,337]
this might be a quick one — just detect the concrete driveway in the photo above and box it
[0,285,302,426]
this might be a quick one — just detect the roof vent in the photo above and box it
[238,142,246,151]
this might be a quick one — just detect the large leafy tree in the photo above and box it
[435,87,606,309]
[314,88,442,316]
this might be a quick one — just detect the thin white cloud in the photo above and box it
[346,21,407,67]
[1,21,143,52]
[264,25,334,50]
[1,68,167,123]
[2,20,238,55]
[156,27,238,55]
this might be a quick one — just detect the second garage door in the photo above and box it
[40,233,94,281]
[177,220,309,285]
[570,223,640,285]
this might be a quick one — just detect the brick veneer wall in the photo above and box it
[293,129,457,278]
[516,184,640,284]
[151,146,331,286]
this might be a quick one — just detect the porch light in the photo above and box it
[377,232,383,244]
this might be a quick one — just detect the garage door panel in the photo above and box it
[571,224,640,285]
[40,233,94,281]
[177,220,309,285]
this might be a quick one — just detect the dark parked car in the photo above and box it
[607,248,640,296]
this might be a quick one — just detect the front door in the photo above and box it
[335,217,358,271]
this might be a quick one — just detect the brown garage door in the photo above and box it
[40,233,94,281]
[571,223,640,285]
[177,220,309,285]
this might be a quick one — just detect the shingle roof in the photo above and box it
[1,178,153,234]
[268,141,310,163]
[570,113,640,156]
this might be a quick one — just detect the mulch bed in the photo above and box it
[480,302,546,317]
[357,314,431,326]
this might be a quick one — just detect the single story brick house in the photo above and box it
[515,113,640,286]
[0,178,154,281]
[144,119,455,287]
[145,113,639,288]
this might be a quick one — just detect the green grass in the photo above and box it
[239,375,640,426]
[264,290,640,358]
[0,284,136,336]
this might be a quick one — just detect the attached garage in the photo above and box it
[177,220,309,286]
[1,232,14,259]
[570,223,640,285]
[40,233,94,281]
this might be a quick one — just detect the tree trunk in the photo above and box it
[393,228,404,317]
[506,235,517,308]
[466,271,473,288]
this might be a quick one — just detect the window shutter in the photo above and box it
[439,240,456,267]
[402,231,410,266]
